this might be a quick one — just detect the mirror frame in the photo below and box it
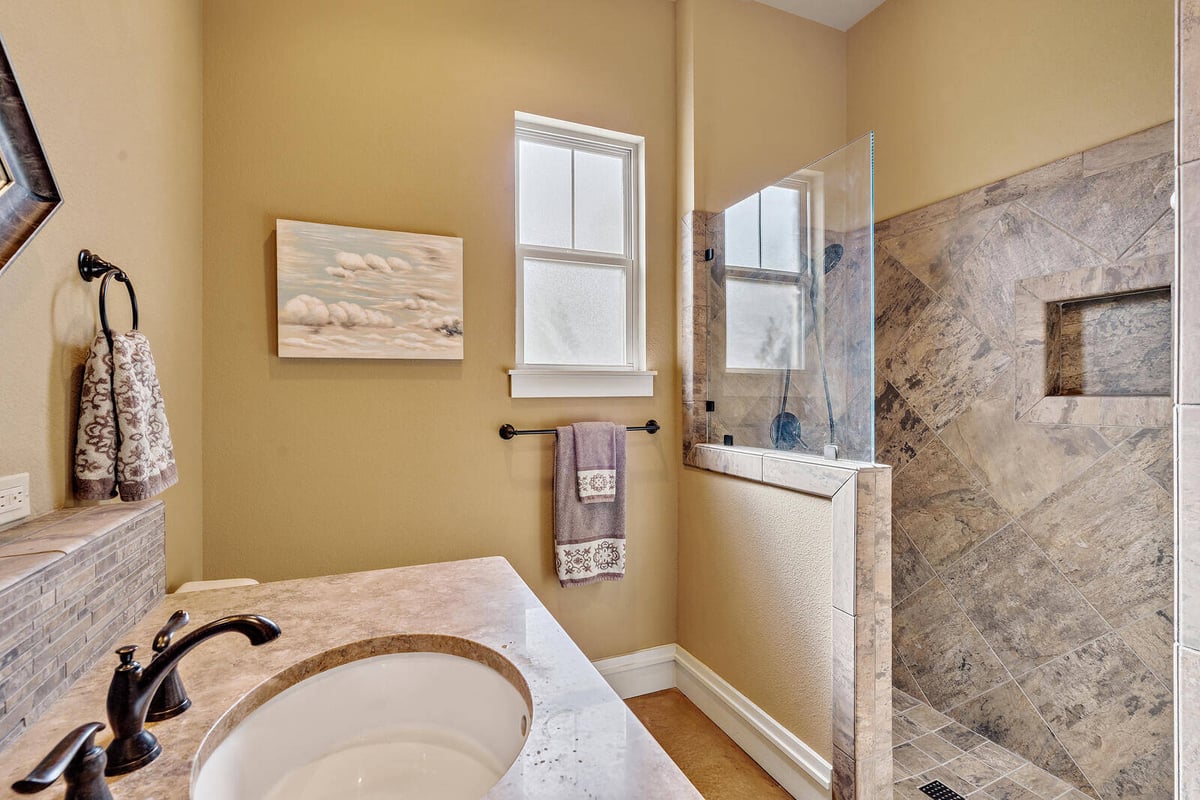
[0,35,61,279]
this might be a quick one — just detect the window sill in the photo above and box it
[508,369,656,398]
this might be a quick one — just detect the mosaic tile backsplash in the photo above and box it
[874,123,1174,799]
[0,502,165,749]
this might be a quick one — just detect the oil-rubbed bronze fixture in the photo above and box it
[104,614,281,776]
[499,419,659,440]
[77,250,139,350]
[11,722,112,799]
[146,610,191,721]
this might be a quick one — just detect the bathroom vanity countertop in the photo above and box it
[0,557,702,799]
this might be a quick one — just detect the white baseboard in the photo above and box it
[592,643,678,699]
[592,644,832,798]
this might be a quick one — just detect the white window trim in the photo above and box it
[510,112,653,398]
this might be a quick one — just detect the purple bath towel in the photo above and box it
[554,424,626,587]
[573,421,617,503]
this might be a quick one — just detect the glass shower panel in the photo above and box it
[706,133,875,461]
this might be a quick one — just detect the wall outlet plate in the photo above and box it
[0,473,31,526]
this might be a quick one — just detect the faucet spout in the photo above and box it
[105,614,281,776]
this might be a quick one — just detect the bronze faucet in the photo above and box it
[104,614,281,776]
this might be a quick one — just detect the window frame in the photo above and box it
[510,112,653,398]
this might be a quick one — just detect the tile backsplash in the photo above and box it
[0,502,165,748]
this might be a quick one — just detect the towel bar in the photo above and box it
[499,420,659,440]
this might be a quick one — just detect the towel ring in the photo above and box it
[78,249,138,340]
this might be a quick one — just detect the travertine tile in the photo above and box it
[971,739,1027,774]
[945,751,1004,790]
[1009,761,1074,798]
[934,722,987,753]
[893,742,937,780]
[892,519,935,607]
[902,702,952,734]
[1117,426,1174,494]
[1121,207,1174,260]
[894,649,930,707]
[1056,289,1172,396]
[893,687,922,714]
[883,299,1011,430]
[1021,152,1173,260]
[911,730,963,763]
[938,368,1111,518]
[943,525,1107,677]
[1183,0,1200,164]
[879,204,1007,292]
[874,254,936,367]
[1181,406,1200,648]
[1017,634,1173,798]
[942,205,1106,352]
[892,438,1011,571]
[1179,161,1200,404]
[977,154,1084,210]
[1115,607,1174,690]
[875,381,934,472]
[893,579,1009,710]
[984,777,1047,800]
[1081,122,1173,177]
[945,681,1093,795]
[1020,449,1173,628]
[1180,645,1200,800]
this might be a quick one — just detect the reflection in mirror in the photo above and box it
[0,35,63,279]
[707,133,875,460]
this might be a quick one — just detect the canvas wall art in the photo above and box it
[276,219,464,359]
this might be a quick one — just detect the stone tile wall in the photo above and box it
[875,124,1175,799]
[0,502,165,749]
[1178,1,1200,798]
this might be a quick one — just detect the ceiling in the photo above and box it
[751,0,887,31]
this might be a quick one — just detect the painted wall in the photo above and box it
[689,0,847,214]
[678,469,833,760]
[0,0,204,589]
[201,0,677,659]
[847,0,1175,221]
[674,0,847,764]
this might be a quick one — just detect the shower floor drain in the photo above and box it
[919,780,966,800]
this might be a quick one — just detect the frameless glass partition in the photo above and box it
[706,133,875,461]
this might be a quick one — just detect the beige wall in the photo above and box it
[201,0,678,659]
[678,470,834,759]
[848,0,1175,221]
[690,0,847,213]
[0,0,204,589]
[674,0,846,759]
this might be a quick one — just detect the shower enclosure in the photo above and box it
[702,133,875,462]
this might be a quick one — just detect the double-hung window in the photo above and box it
[510,113,652,398]
[723,176,814,372]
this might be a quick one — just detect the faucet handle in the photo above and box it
[153,610,189,652]
[12,721,113,799]
[147,610,192,722]
[114,645,139,669]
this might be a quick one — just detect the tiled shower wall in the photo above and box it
[874,124,1175,799]
[1176,1,1200,797]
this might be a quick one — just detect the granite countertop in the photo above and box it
[0,557,702,799]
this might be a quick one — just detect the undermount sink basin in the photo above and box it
[191,635,531,800]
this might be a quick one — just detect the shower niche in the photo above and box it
[1015,257,1173,428]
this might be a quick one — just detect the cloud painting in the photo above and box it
[276,219,463,359]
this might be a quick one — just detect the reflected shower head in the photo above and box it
[823,243,844,274]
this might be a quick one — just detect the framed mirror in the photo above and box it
[0,36,61,279]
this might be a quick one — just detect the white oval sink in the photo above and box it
[192,636,531,800]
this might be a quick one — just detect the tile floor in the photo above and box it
[892,688,1094,800]
[626,689,792,799]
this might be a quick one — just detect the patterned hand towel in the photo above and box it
[573,421,618,503]
[74,331,178,501]
[554,424,626,587]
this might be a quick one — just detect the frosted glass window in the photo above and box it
[523,259,626,365]
[726,278,803,370]
[574,150,625,254]
[725,195,759,268]
[518,140,572,248]
[761,186,801,272]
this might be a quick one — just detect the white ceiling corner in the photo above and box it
[751,0,887,31]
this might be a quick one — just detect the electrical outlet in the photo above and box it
[0,473,31,526]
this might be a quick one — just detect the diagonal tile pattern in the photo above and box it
[891,688,1100,799]
[875,124,1175,799]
